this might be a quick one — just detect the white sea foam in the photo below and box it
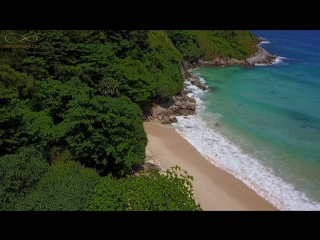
[258,40,270,45]
[184,79,206,107]
[172,76,320,210]
[255,56,287,66]
[256,37,287,66]
[273,56,287,64]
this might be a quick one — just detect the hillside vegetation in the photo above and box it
[0,30,257,211]
[168,30,257,61]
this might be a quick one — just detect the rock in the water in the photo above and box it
[198,85,209,91]
[214,122,222,127]
[170,117,178,123]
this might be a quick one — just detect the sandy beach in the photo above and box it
[143,121,278,211]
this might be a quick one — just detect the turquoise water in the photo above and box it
[172,31,320,210]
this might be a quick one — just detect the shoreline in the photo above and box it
[142,41,279,210]
[143,121,278,210]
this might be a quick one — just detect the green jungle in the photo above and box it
[0,30,257,211]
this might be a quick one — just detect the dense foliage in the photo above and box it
[0,64,53,156]
[0,30,258,210]
[15,161,101,211]
[167,30,257,61]
[0,30,150,174]
[56,94,147,175]
[168,30,203,62]
[85,166,202,211]
[0,147,49,210]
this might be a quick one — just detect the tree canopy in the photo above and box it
[0,30,258,211]
[55,95,147,175]
[0,147,49,210]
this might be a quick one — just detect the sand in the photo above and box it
[143,121,278,211]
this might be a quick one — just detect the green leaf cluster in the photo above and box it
[55,95,147,175]
[167,30,257,61]
[0,147,49,210]
[15,161,100,211]
[85,166,202,211]
[0,83,54,155]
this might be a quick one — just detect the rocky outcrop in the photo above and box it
[197,45,276,67]
[144,91,198,125]
[142,39,276,124]
[182,59,199,72]
[254,35,265,45]
[245,46,276,65]
[189,75,210,91]
[182,40,277,68]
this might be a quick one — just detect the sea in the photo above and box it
[172,30,320,210]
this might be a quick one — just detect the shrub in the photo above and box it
[16,161,101,211]
[0,146,49,210]
[85,166,202,211]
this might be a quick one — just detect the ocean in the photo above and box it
[172,30,320,210]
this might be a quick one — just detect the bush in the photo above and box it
[85,166,202,211]
[0,146,49,210]
[15,161,101,211]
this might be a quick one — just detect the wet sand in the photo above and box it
[144,121,278,211]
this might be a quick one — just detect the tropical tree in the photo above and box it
[56,94,147,175]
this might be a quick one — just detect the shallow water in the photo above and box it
[172,30,320,210]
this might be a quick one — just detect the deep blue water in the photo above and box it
[172,30,320,210]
